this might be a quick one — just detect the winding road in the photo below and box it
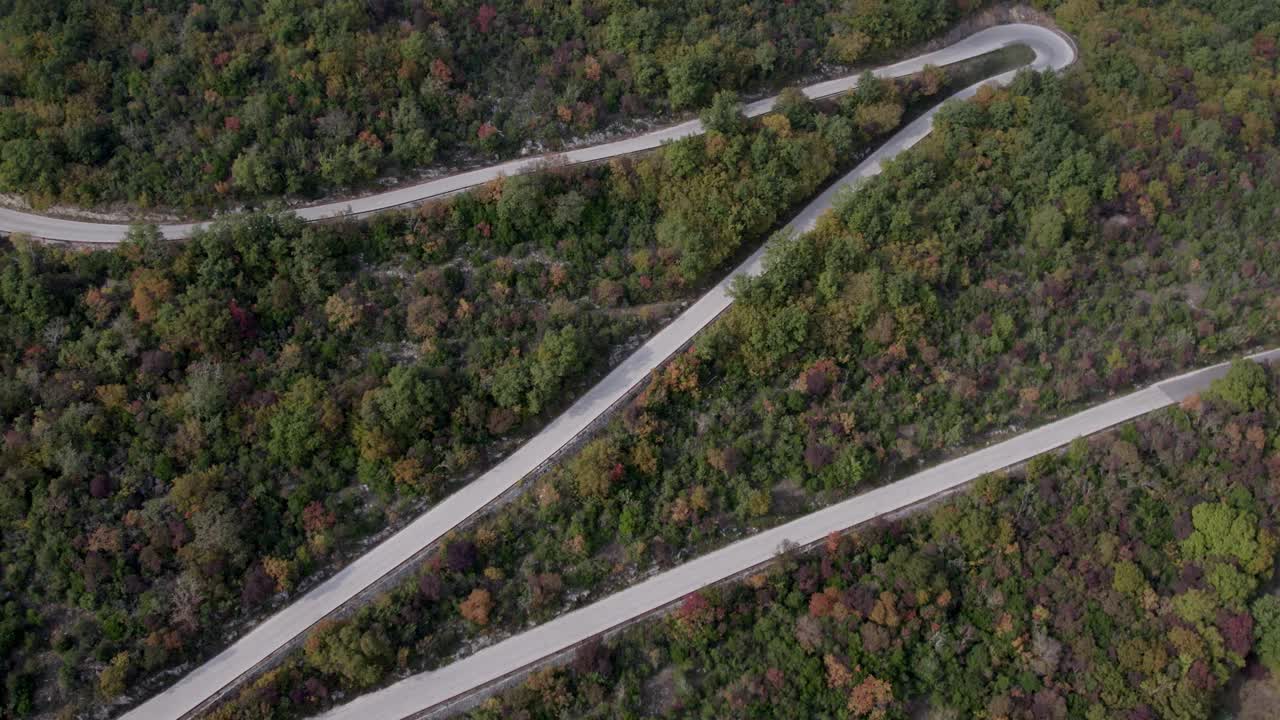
[117,24,1076,720]
[4,25,1070,245]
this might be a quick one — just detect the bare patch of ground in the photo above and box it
[642,665,681,716]
[605,300,685,322]
[770,477,811,516]
[1182,281,1208,311]
[1219,663,1280,720]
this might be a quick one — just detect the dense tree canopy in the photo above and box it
[472,362,1280,719]
[0,61,937,717]
[0,0,975,209]
[204,1,1280,717]
[6,0,1280,717]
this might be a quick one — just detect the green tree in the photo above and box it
[1027,205,1065,249]
[303,621,392,688]
[570,437,620,499]
[700,90,746,136]
[0,139,58,195]
[269,376,340,468]
[773,87,816,131]
[1180,502,1259,566]
[1208,359,1271,412]
[1207,562,1257,606]
[360,364,447,442]
[1111,560,1145,597]
[666,45,716,110]
[231,146,283,196]
[97,652,132,699]
[1253,595,1280,673]
[527,326,585,415]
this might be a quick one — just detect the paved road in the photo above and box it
[119,24,1075,720]
[3,25,1071,246]
[316,349,1280,720]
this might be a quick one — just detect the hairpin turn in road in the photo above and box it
[116,23,1076,720]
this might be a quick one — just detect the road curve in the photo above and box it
[119,24,1075,720]
[3,25,1070,246]
[319,348,1280,720]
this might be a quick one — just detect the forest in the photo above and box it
[199,0,1280,717]
[0,0,968,209]
[468,359,1280,719]
[0,55,950,717]
[2,0,1280,718]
